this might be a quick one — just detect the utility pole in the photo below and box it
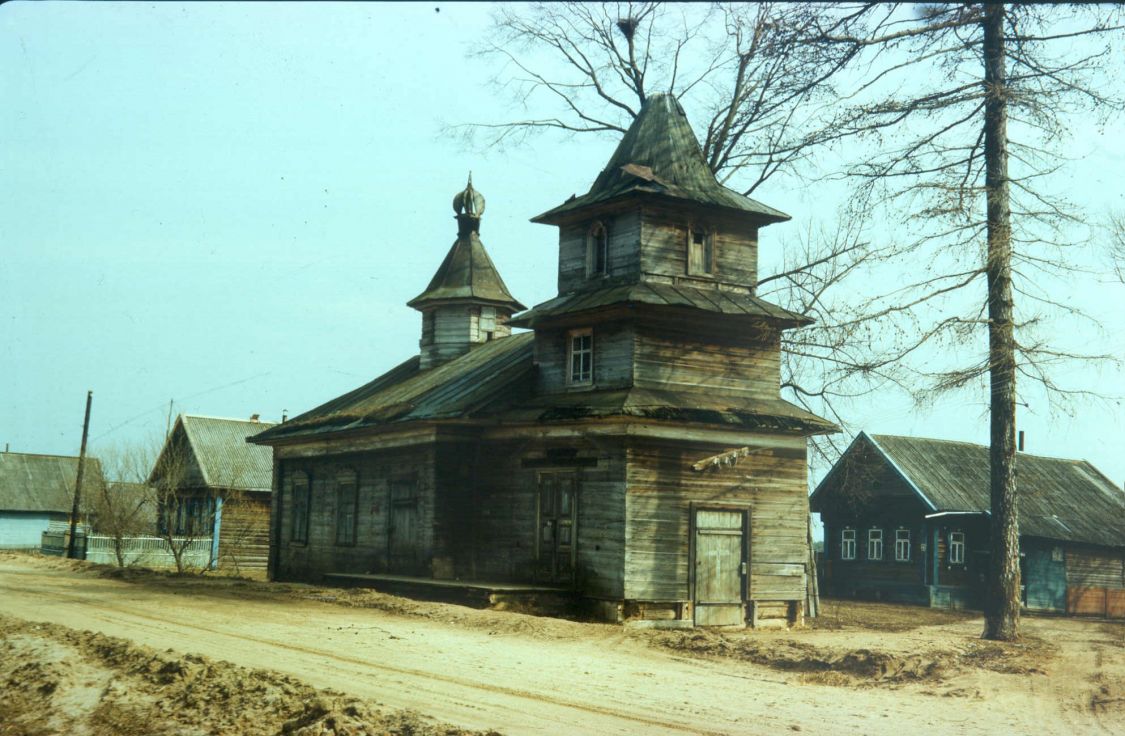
[66,390,93,560]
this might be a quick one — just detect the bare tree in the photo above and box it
[148,430,214,574]
[804,2,1123,640]
[84,443,156,567]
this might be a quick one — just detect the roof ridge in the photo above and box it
[0,451,85,460]
[872,433,1098,464]
[181,413,278,425]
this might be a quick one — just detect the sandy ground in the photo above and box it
[0,553,1121,735]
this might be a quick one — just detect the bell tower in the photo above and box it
[408,175,525,370]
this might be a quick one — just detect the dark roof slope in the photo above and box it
[0,452,104,514]
[176,416,277,491]
[510,280,810,328]
[250,332,537,443]
[824,433,1125,549]
[407,232,525,311]
[533,94,789,225]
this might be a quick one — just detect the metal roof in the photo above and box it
[251,331,835,444]
[172,416,277,491]
[0,452,104,514]
[250,333,537,443]
[818,433,1125,549]
[407,230,525,311]
[510,280,810,329]
[532,94,790,225]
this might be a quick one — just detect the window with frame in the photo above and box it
[290,471,310,544]
[567,328,593,385]
[841,528,856,560]
[586,221,609,277]
[687,225,714,275]
[867,528,884,560]
[949,531,965,564]
[895,528,911,561]
[335,469,358,546]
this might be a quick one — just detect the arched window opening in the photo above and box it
[587,222,609,277]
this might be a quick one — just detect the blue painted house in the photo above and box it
[0,451,103,549]
[811,433,1125,618]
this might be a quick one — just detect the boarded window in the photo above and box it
[895,528,911,561]
[291,471,310,544]
[480,306,496,341]
[567,329,593,384]
[867,528,883,561]
[949,531,965,564]
[688,225,714,275]
[587,222,608,277]
[335,469,358,546]
[841,528,856,560]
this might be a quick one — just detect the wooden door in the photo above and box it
[537,472,577,584]
[388,479,420,574]
[694,509,748,626]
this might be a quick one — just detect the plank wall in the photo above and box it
[638,205,759,289]
[624,435,809,604]
[534,321,635,394]
[473,437,626,597]
[216,491,270,573]
[557,210,642,293]
[274,446,435,581]
[633,322,780,401]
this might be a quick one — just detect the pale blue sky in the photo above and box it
[2,2,1123,486]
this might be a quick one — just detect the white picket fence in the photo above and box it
[84,534,213,569]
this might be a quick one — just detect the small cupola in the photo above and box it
[408,175,526,370]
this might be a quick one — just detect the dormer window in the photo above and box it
[587,222,609,277]
[687,225,714,275]
[567,328,593,385]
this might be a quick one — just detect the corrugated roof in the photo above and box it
[250,333,537,442]
[532,94,789,225]
[177,416,277,491]
[510,280,809,328]
[0,452,104,514]
[407,231,525,311]
[869,434,1125,549]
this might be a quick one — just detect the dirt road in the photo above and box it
[0,556,1120,735]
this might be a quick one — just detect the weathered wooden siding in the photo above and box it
[634,322,780,400]
[216,491,270,573]
[534,322,635,394]
[557,211,642,293]
[1067,546,1125,618]
[639,205,759,288]
[624,436,809,605]
[473,438,626,597]
[273,446,435,581]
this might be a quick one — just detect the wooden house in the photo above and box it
[250,95,835,626]
[810,432,1125,618]
[0,450,103,549]
[151,415,276,573]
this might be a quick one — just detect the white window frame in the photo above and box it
[567,328,593,385]
[867,528,883,561]
[949,531,965,564]
[894,528,911,562]
[687,224,714,275]
[840,528,856,560]
[586,222,609,277]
